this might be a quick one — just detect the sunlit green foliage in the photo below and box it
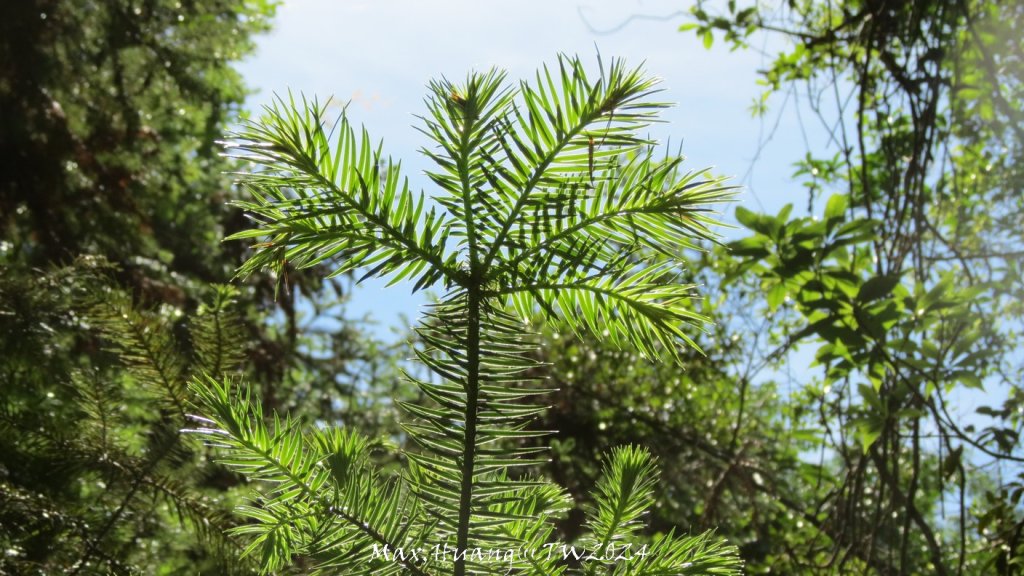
[680,0,1024,573]
[189,55,743,575]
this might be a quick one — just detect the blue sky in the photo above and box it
[235,0,998,432]
[237,0,824,335]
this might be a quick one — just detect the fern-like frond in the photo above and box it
[81,445,258,575]
[494,263,710,360]
[584,445,658,560]
[191,284,248,376]
[495,155,734,280]
[490,480,572,575]
[580,447,743,576]
[614,529,744,575]
[477,54,668,269]
[419,68,517,245]
[70,368,124,453]
[186,375,435,576]
[80,285,188,420]
[225,93,459,292]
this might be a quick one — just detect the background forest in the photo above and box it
[1,0,1021,574]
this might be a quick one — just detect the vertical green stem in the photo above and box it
[454,285,481,576]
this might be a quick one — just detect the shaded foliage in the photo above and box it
[675,0,1024,573]
[0,1,408,573]
[0,261,253,574]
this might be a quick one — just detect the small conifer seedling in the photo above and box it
[188,54,742,575]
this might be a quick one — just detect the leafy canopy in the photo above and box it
[681,0,1024,572]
